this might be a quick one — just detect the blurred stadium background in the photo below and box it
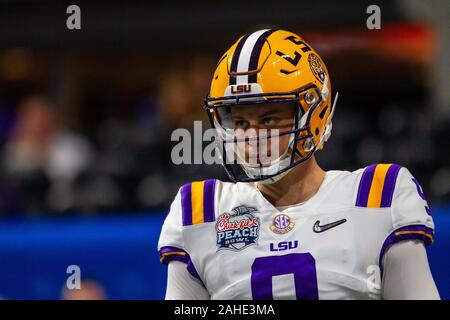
[0,0,449,299]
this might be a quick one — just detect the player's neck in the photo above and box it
[256,156,326,208]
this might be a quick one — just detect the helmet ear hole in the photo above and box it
[303,137,315,152]
[305,92,316,104]
[300,89,319,111]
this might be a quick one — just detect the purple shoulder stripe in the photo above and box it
[380,164,402,207]
[203,179,216,223]
[180,183,192,226]
[355,164,377,207]
[378,224,434,277]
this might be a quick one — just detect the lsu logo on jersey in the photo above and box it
[216,205,260,251]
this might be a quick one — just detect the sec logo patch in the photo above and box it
[270,213,295,234]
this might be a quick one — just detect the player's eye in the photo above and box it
[261,117,277,127]
[234,119,249,129]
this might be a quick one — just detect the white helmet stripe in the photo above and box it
[235,29,270,85]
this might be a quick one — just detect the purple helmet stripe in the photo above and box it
[380,164,402,207]
[355,164,377,207]
[203,179,216,223]
[229,33,250,85]
[378,224,434,277]
[248,29,277,83]
[181,183,192,226]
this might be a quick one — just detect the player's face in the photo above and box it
[230,102,296,165]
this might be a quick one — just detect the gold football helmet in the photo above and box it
[205,29,338,183]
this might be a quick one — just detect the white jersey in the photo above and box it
[158,164,435,300]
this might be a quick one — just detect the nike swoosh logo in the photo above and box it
[313,219,347,233]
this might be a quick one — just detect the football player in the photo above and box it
[158,29,440,299]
